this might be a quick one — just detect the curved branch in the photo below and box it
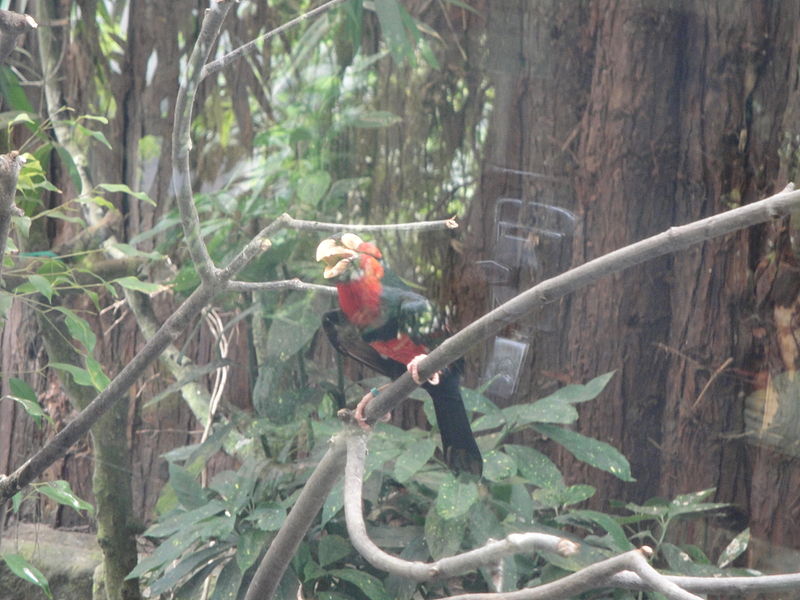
[171,0,233,283]
[245,183,800,599]
[344,432,577,582]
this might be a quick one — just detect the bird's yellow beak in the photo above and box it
[316,236,363,279]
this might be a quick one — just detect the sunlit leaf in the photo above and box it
[535,424,634,482]
[49,362,93,387]
[114,275,163,294]
[718,528,749,568]
[1,554,52,599]
[36,480,94,515]
[435,476,478,519]
[27,274,54,301]
[97,182,156,206]
[55,306,96,353]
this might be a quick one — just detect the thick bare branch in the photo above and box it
[0,283,218,502]
[344,433,577,582]
[172,0,233,283]
[0,151,24,282]
[360,184,800,426]
[243,434,347,600]
[246,184,800,599]
[610,570,800,595]
[0,9,37,65]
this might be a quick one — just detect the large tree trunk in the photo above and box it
[456,0,800,570]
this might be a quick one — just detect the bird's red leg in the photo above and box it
[407,354,440,386]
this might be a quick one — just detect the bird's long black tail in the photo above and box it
[323,310,482,475]
[424,372,483,476]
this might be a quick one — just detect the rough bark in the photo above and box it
[456,0,800,570]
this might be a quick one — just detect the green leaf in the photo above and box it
[210,559,242,600]
[8,377,37,402]
[319,534,352,567]
[535,424,634,482]
[55,306,96,353]
[0,66,35,112]
[549,371,616,404]
[7,378,51,425]
[36,480,94,515]
[374,0,413,64]
[49,362,94,387]
[482,450,516,482]
[718,528,749,568]
[559,509,633,551]
[393,438,436,483]
[169,462,206,510]
[114,275,163,294]
[236,529,268,572]
[503,444,563,488]
[245,504,286,531]
[144,500,226,538]
[508,396,579,426]
[424,504,465,559]
[148,546,224,596]
[126,528,201,580]
[1,554,52,599]
[667,489,728,519]
[435,476,478,519]
[75,122,112,149]
[329,568,391,600]
[27,274,54,301]
[97,182,156,206]
[83,356,110,390]
[297,170,331,205]
[321,482,344,528]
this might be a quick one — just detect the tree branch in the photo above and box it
[200,0,350,81]
[360,183,800,426]
[0,151,24,283]
[245,183,800,599]
[344,432,578,582]
[171,0,233,284]
[0,9,37,65]
[445,549,702,600]
[243,434,347,600]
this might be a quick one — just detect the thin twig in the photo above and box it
[226,278,337,294]
[200,0,350,81]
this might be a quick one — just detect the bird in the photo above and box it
[316,232,483,475]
